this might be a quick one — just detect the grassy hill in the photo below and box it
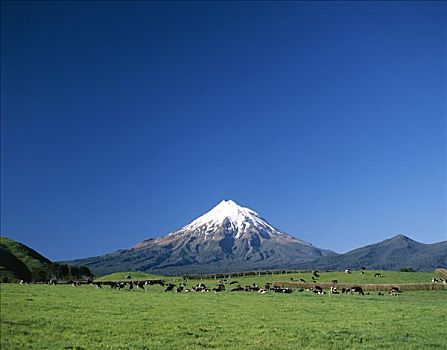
[0,237,52,282]
[0,246,32,282]
[0,237,93,282]
[95,271,165,281]
[0,237,51,273]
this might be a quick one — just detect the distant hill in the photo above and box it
[0,236,93,282]
[302,234,447,272]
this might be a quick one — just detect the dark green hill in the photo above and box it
[0,236,94,282]
[0,236,52,273]
[0,236,52,282]
[0,246,32,282]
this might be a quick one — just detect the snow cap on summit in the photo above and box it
[180,199,275,238]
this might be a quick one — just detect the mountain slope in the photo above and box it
[68,200,335,275]
[0,236,52,281]
[0,236,95,281]
[0,237,52,272]
[0,246,32,281]
[302,234,447,272]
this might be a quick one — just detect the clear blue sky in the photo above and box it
[1,1,446,261]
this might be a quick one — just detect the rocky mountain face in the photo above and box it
[68,200,335,275]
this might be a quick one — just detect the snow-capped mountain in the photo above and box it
[167,199,296,241]
[67,200,336,275]
[136,200,311,249]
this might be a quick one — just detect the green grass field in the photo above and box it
[196,270,439,286]
[1,274,446,349]
[96,270,442,287]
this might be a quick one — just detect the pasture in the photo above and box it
[96,269,441,286]
[194,270,440,287]
[1,273,446,349]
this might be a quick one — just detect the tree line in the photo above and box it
[31,263,93,282]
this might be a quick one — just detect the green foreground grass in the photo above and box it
[1,283,446,349]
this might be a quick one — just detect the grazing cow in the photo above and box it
[229,281,239,285]
[389,287,400,296]
[361,267,366,270]
[350,286,364,295]
[135,281,146,291]
[378,292,384,296]
[374,273,382,278]
[244,284,260,292]
[432,278,440,283]
[193,283,209,292]
[165,283,176,292]
[231,285,244,292]
[92,282,102,289]
[264,283,271,290]
[212,283,225,292]
[145,279,165,286]
[345,269,352,274]
[299,278,306,283]
[176,285,184,293]
[290,277,294,281]
[330,286,339,294]
[312,285,324,294]
[312,270,320,278]
[331,280,338,284]
[272,286,293,293]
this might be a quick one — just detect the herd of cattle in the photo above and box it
[20,275,419,297]
[19,268,446,296]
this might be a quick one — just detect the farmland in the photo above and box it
[1,271,446,349]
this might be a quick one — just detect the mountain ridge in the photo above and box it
[302,234,447,271]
